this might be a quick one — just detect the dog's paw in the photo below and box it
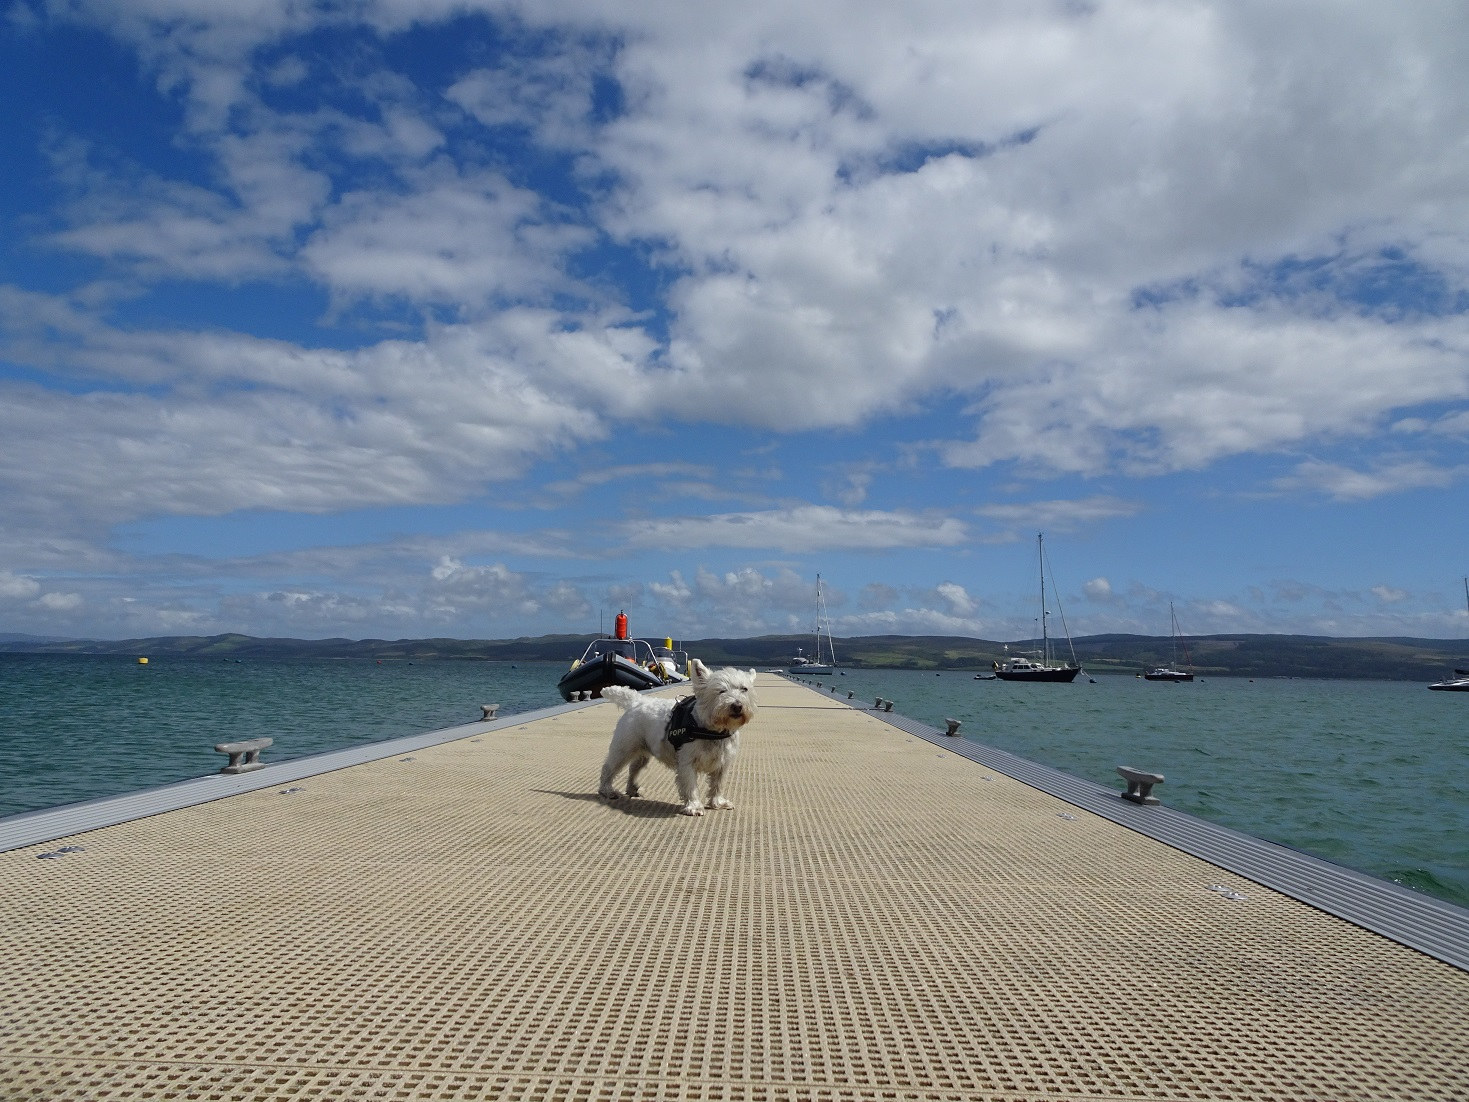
[709,797,733,811]
[599,787,624,801]
[679,803,705,816]
[626,783,640,798]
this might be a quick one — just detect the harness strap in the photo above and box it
[666,696,733,750]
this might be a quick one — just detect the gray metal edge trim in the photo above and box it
[0,698,599,855]
[798,678,1469,973]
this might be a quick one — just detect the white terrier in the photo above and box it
[597,660,758,816]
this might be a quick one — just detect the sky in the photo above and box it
[1,0,1468,645]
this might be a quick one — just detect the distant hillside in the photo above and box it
[4,630,1468,681]
[689,632,1469,680]
[1069,633,1469,682]
[0,632,589,663]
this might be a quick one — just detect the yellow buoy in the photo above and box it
[137,657,149,664]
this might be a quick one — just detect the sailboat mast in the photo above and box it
[819,575,836,666]
[812,575,820,659]
[1038,533,1050,664]
[814,574,826,663]
[804,574,836,667]
[1170,601,1193,670]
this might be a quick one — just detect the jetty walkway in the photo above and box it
[2,674,1467,1100]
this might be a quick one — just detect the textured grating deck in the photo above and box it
[3,675,1467,1101]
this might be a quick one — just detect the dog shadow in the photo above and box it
[533,789,685,819]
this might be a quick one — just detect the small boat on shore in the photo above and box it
[1144,602,1195,682]
[993,534,1084,684]
[557,613,687,701]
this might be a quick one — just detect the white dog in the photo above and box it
[597,660,758,816]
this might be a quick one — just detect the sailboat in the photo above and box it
[993,534,1082,683]
[1428,577,1469,692]
[1144,602,1195,682]
[788,574,838,675]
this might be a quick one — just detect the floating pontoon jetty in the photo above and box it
[3,674,1467,1100]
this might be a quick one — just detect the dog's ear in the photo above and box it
[747,669,758,681]
[690,658,710,683]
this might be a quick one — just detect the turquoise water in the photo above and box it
[3,654,1466,907]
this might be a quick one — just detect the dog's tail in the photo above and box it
[599,685,644,711]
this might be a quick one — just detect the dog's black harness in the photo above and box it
[666,696,733,751]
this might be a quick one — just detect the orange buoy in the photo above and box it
[614,611,628,640]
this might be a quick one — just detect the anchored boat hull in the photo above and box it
[993,663,1081,683]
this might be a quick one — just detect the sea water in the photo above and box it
[2,654,1465,907]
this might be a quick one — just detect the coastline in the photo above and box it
[5,629,1469,681]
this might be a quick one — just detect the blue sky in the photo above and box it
[1,0,1467,644]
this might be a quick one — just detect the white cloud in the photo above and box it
[939,307,1469,476]
[35,591,83,611]
[0,571,42,600]
[544,462,716,499]
[424,559,541,618]
[934,582,975,616]
[0,311,622,532]
[823,468,874,507]
[445,45,608,147]
[302,166,591,309]
[42,124,326,280]
[974,497,1143,537]
[618,506,968,552]
[1273,458,1466,502]
[543,580,592,622]
[641,565,815,636]
[837,607,986,637]
[648,570,694,604]
[223,588,413,631]
[1392,409,1469,437]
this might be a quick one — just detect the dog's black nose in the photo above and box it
[729,703,744,717]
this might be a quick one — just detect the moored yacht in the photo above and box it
[993,534,1083,684]
[1144,602,1195,682]
[787,575,839,675]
